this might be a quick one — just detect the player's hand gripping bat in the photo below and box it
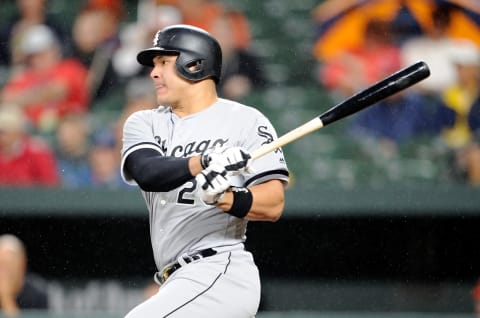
[251,61,431,160]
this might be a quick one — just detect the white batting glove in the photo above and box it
[196,163,231,205]
[201,146,253,174]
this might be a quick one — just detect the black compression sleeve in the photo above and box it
[124,148,193,192]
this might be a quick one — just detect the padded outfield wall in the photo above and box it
[0,185,479,315]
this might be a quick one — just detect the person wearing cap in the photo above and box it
[0,24,89,134]
[0,234,48,317]
[209,10,267,100]
[0,105,59,187]
[0,0,69,68]
[400,6,462,95]
[435,40,480,185]
[89,128,127,189]
[440,40,480,149]
[71,0,124,102]
[54,112,93,189]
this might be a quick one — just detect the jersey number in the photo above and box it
[177,180,197,205]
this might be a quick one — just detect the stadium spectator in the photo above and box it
[0,24,89,134]
[0,0,70,71]
[113,0,252,82]
[439,41,480,149]
[320,19,402,100]
[436,41,480,185]
[459,96,480,186]
[112,1,182,80]
[54,113,92,189]
[0,234,48,317]
[400,5,460,95]
[71,0,124,103]
[210,10,267,100]
[113,76,157,153]
[0,105,59,187]
[347,91,454,150]
[88,128,127,189]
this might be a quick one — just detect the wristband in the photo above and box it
[227,187,253,218]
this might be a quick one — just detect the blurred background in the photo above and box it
[0,0,479,317]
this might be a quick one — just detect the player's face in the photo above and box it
[150,55,190,107]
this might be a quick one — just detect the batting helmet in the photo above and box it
[137,24,222,83]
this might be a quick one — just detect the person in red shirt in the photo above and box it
[1,24,89,134]
[320,19,401,99]
[0,106,58,187]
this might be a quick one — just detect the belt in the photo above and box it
[155,248,217,285]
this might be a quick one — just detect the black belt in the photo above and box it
[157,248,217,285]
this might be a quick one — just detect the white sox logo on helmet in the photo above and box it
[153,31,160,46]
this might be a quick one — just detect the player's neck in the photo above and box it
[172,82,218,118]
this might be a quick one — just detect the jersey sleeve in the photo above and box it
[241,110,289,187]
[120,110,162,185]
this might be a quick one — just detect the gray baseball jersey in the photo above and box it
[121,98,289,271]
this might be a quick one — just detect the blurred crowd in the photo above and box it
[2,1,480,316]
[0,0,267,190]
[312,1,480,186]
[0,0,478,190]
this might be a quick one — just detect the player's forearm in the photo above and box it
[125,148,195,192]
[246,180,285,221]
[217,180,285,222]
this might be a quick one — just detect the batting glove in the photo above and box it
[196,163,231,205]
[201,146,253,174]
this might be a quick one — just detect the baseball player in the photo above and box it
[121,24,289,318]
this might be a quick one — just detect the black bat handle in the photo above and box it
[319,61,431,126]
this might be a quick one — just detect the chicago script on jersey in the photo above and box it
[157,137,229,157]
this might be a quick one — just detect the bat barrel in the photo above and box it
[250,61,430,162]
[319,61,430,126]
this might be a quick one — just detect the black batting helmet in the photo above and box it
[137,24,222,83]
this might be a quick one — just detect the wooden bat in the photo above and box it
[251,61,431,160]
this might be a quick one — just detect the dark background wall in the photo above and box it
[1,213,478,283]
[0,186,479,313]
[0,0,478,315]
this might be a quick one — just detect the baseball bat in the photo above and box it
[251,61,430,160]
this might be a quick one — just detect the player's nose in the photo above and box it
[150,67,160,79]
